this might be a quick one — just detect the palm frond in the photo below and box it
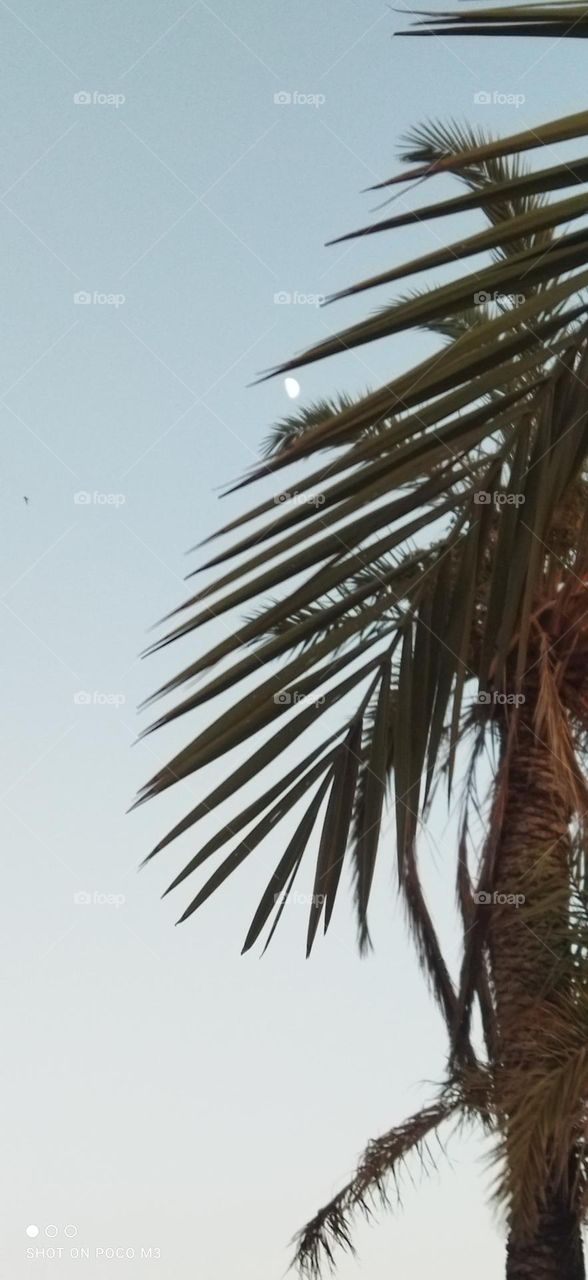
[400,119,551,260]
[261,394,359,457]
[401,4,588,42]
[294,1062,494,1278]
[143,41,588,1028]
[293,1093,459,1278]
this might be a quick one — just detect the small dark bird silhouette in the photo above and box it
[23,496,29,505]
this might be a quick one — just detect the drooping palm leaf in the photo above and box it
[293,1068,491,1278]
[142,97,588,970]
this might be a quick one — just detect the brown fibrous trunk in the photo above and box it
[488,708,585,1280]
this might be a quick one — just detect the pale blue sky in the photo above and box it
[0,2,584,1277]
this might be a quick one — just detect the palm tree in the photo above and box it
[138,6,588,1277]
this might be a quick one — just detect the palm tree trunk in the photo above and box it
[505,1192,584,1279]
[488,708,585,1280]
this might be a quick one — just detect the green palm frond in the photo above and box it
[140,339,588,957]
[400,4,588,42]
[399,120,551,258]
[243,551,416,656]
[142,0,588,1051]
[261,394,359,457]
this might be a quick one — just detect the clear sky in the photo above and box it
[1,2,585,1277]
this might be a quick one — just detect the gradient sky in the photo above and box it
[1,2,585,1276]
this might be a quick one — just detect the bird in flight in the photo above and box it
[23,496,29,505]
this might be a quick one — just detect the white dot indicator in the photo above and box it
[284,377,300,400]
[26,1225,39,1238]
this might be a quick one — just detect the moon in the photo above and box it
[284,376,300,400]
